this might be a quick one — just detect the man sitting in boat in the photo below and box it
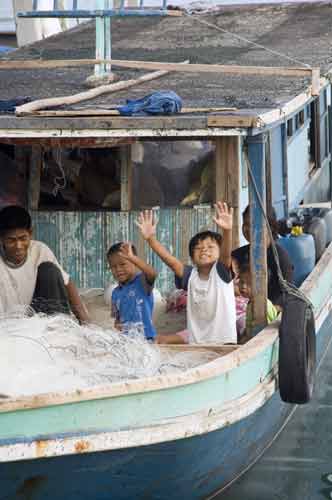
[232,205,294,308]
[0,205,90,323]
[238,262,278,342]
[136,202,237,345]
[107,241,157,340]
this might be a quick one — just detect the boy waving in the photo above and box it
[136,202,237,345]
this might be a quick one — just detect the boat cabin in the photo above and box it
[0,1,331,331]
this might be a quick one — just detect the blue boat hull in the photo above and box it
[1,310,331,500]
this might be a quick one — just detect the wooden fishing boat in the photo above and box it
[0,2,332,498]
[0,249,331,499]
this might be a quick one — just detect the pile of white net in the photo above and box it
[0,308,218,398]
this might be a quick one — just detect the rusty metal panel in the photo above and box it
[32,208,215,294]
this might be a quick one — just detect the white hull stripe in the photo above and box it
[0,371,278,463]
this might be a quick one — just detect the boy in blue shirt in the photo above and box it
[107,241,157,340]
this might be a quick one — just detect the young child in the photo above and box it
[107,241,157,341]
[136,202,237,345]
[238,262,278,340]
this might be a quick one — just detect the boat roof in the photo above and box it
[0,1,332,137]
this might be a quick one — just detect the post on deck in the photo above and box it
[120,144,133,211]
[215,137,241,248]
[87,0,114,86]
[246,134,268,333]
[28,146,42,210]
[329,101,332,204]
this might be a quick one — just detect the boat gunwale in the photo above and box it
[0,242,331,415]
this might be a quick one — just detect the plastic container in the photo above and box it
[289,207,326,262]
[278,234,316,287]
[311,208,332,246]
[303,216,327,262]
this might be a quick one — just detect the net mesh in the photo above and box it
[0,308,218,398]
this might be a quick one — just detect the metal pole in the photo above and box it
[94,0,112,78]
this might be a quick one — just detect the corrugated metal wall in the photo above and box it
[32,207,215,294]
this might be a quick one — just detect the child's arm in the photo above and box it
[119,242,157,284]
[111,298,122,331]
[136,210,184,278]
[213,201,233,269]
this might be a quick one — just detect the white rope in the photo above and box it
[244,145,313,308]
[185,11,311,68]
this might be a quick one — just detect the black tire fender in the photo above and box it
[278,294,316,404]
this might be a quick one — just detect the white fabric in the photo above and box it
[187,262,237,344]
[0,240,69,314]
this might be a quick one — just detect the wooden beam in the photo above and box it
[120,145,132,211]
[247,134,268,335]
[30,106,237,117]
[0,58,318,79]
[208,115,257,128]
[311,68,320,96]
[214,137,240,248]
[2,137,135,148]
[14,146,30,208]
[28,146,42,210]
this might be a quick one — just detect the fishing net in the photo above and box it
[0,308,218,398]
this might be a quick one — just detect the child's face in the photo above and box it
[108,253,137,285]
[191,237,220,268]
[239,270,251,299]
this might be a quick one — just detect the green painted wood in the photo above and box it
[32,208,215,294]
[0,343,278,441]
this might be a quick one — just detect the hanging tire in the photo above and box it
[278,294,316,404]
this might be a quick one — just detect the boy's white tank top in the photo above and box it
[187,262,237,344]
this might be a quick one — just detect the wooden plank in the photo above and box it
[247,134,268,334]
[30,106,237,117]
[229,137,240,249]
[214,137,240,247]
[0,58,317,78]
[311,68,320,96]
[120,145,132,210]
[256,79,327,129]
[28,145,42,210]
[1,115,209,131]
[265,131,273,211]
[4,137,135,148]
[215,138,228,203]
[208,115,257,128]
[0,127,245,139]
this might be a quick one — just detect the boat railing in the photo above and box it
[15,0,178,81]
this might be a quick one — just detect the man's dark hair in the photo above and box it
[107,242,137,258]
[189,230,222,259]
[243,204,279,240]
[0,205,32,235]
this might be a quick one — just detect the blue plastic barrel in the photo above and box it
[278,234,316,287]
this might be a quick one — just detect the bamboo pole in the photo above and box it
[15,64,189,115]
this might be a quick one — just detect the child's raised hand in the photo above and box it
[119,242,135,260]
[135,210,157,240]
[213,202,233,231]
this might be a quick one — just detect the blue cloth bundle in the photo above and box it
[117,90,182,116]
